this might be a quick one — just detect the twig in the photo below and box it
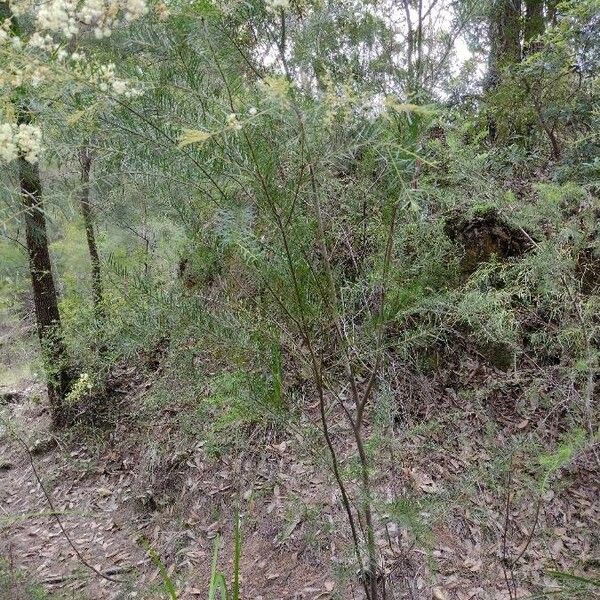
[501,454,517,600]
[511,496,542,567]
[4,424,127,585]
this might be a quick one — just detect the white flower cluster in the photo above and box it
[6,0,29,18]
[90,62,142,97]
[0,61,51,89]
[265,0,289,12]
[0,18,12,44]
[17,123,43,162]
[65,372,93,406]
[35,0,149,39]
[0,124,18,162]
[0,123,43,163]
[1,3,146,95]
[226,112,242,130]
[0,18,26,49]
[28,31,59,51]
[0,53,145,96]
[36,0,77,37]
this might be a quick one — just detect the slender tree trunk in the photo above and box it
[2,0,72,427]
[485,0,522,141]
[402,0,414,97]
[546,0,558,25]
[78,147,104,318]
[528,83,562,159]
[524,0,545,51]
[415,0,424,95]
[19,121,71,427]
[486,0,522,90]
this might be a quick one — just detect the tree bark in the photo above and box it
[2,0,72,428]
[486,0,522,90]
[19,127,71,427]
[78,147,104,318]
[485,0,522,141]
[524,0,545,51]
[401,0,415,96]
[546,0,558,25]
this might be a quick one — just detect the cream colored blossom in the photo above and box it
[15,123,43,163]
[0,122,42,164]
[0,19,12,45]
[9,0,30,17]
[0,124,18,163]
[227,113,243,130]
[34,0,148,39]
[1,0,146,102]
[266,0,289,11]
[28,31,58,51]
[36,0,78,37]
[124,0,148,21]
[79,0,105,24]
[30,66,49,86]
[111,79,127,94]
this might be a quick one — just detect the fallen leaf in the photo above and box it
[432,587,449,600]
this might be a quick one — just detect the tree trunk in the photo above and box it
[19,129,71,427]
[486,0,522,90]
[401,0,414,97]
[2,1,72,427]
[415,0,424,96]
[546,0,558,25]
[485,0,522,141]
[524,0,545,51]
[78,147,104,318]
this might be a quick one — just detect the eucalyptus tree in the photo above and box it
[524,0,545,46]
[1,1,72,425]
[0,0,148,424]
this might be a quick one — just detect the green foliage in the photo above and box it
[142,540,178,600]
[208,515,242,600]
[1,0,599,595]
[485,0,599,170]
[538,428,589,489]
[384,497,432,546]
[546,569,600,589]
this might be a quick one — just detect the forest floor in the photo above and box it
[0,317,599,600]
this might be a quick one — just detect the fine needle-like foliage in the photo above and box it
[0,0,598,598]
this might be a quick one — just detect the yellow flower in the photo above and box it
[178,128,212,148]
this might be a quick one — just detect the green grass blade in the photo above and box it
[140,539,178,600]
[232,512,242,600]
[208,534,221,600]
[546,569,600,587]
